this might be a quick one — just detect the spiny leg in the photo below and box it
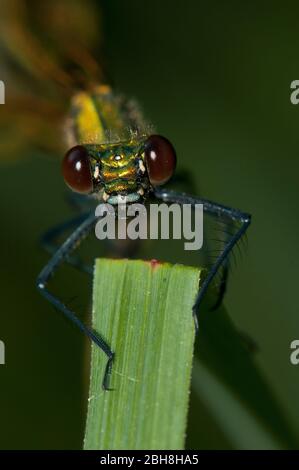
[40,212,93,275]
[162,181,230,310]
[154,188,251,329]
[42,208,142,274]
[37,212,114,390]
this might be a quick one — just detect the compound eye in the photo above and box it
[62,145,93,193]
[144,135,176,186]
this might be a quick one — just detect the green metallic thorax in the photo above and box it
[86,141,149,203]
[99,143,142,194]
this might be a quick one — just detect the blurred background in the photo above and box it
[0,0,299,449]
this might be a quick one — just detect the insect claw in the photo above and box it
[102,353,115,391]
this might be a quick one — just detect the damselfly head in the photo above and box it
[62,135,176,204]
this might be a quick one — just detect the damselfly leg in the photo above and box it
[37,212,114,390]
[154,188,251,330]
[41,212,94,275]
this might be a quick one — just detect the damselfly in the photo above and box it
[0,0,251,390]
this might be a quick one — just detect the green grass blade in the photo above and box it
[84,258,201,450]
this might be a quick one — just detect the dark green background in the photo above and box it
[0,0,299,449]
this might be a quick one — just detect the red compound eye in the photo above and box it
[62,145,93,193]
[144,135,176,186]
